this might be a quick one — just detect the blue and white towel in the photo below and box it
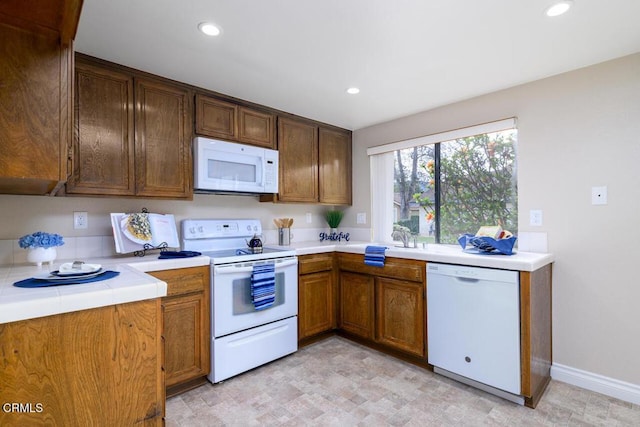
[364,245,387,267]
[251,262,276,310]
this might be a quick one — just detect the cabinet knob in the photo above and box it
[465,356,471,363]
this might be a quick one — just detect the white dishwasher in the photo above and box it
[427,263,523,404]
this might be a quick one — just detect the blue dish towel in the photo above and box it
[251,263,276,310]
[364,245,387,267]
[13,270,120,288]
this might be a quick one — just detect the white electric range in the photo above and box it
[181,219,298,383]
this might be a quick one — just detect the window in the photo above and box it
[368,119,517,245]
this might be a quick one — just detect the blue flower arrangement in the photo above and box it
[19,231,65,249]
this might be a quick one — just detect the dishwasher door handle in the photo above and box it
[453,276,481,284]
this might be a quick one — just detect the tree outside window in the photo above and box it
[394,129,517,244]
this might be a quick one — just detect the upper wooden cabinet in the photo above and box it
[68,60,135,195]
[195,94,276,149]
[135,78,192,198]
[277,117,319,203]
[67,55,192,199]
[270,117,352,205]
[0,1,81,195]
[319,127,352,205]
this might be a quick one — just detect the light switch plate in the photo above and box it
[305,213,312,224]
[592,186,607,205]
[529,210,543,226]
[357,212,367,224]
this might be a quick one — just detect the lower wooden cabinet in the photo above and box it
[149,266,210,397]
[0,299,164,426]
[376,277,425,357]
[338,271,375,340]
[338,254,426,358]
[298,253,336,341]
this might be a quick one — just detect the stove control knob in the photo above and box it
[189,227,196,235]
[247,225,251,231]
[198,226,204,233]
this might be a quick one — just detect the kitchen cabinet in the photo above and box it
[0,299,164,426]
[195,94,276,149]
[338,271,375,340]
[68,60,135,195]
[265,117,352,205]
[338,253,426,358]
[149,266,210,397]
[376,276,425,357]
[276,117,319,202]
[0,1,81,195]
[298,253,336,342]
[67,55,192,199]
[319,127,352,205]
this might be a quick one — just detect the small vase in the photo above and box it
[27,247,57,267]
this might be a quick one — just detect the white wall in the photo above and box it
[353,53,640,388]
[0,193,332,243]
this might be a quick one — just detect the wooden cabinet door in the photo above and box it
[299,271,336,340]
[162,292,208,389]
[0,300,164,426]
[0,21,71,195]
[150,266,210,397]
[195,94,238,140]
[68,60,135,195]
[375,277,425,357]
[277,117,318,202]
[319,127,352,205]
[135,78,192,198]
[339,271,374,339]
[238,107,276,148]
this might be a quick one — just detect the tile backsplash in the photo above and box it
[1,236,119,266]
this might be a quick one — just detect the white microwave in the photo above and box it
[194,137,279,194]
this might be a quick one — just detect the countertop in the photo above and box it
[277,241,554,272]
[0,255,210,324]
[1,241,553,325]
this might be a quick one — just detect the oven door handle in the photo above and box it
[214,257,298,275]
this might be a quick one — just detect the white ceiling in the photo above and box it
[74,0,640,131]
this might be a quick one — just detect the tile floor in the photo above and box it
[166,337,640,426]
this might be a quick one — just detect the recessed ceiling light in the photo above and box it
[198,22,221,36]
[346,87,360,95]
[545,1,574,17]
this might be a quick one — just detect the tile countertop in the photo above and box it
[278,241,554,272]
[0,255,210,324]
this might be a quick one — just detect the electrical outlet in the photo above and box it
[357,212,367,224]
[305,213,312,224]
[74,211,88,229]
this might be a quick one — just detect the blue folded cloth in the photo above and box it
[457,234,517,255]
[251,263,275,310]
[364,245,387,267]
[158,250,201,259]
[13,271,120,288]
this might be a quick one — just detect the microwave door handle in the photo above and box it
[214,258,298,275]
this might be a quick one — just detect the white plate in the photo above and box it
[34,269,105,281]
[56,262,102,275]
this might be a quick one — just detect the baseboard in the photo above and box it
[551,363,640,405]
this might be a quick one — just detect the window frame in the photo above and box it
[368,118,517,245]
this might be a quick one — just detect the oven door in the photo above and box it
[212,256,298,337]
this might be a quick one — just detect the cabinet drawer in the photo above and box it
[149,266,209,297]
[338,254,424,283]
[299,254,333,275]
